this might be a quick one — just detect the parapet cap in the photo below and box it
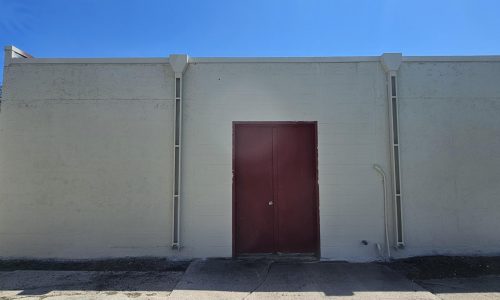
[4,45,33,66]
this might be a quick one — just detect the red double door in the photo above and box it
[233,122,319,256]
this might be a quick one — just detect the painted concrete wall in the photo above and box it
[181,62,391,260]
[0,63,177,258]
[1,56,500,261]
[397,61,500,257]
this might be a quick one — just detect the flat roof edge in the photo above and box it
[193,56,500,63]
[7,55,500,65]
[403,56,500,62]
[9,58,170,64]
[189,57,381,63]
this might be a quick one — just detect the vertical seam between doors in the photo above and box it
[272,126,279,254]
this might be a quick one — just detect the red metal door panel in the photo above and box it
[234,125,275,254]
[234,122,319,256]
[275,124,318,253]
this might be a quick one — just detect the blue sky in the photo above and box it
[1,0,500,82]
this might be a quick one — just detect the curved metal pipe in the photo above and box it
[373,164,391,261]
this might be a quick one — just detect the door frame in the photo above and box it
[232,121,320,257]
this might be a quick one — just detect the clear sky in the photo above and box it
[1,0,500,82]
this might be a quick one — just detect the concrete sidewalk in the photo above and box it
[170,259,437,299]
[0,259,498,299]
[418,275,500,300]
[0,270,183,299]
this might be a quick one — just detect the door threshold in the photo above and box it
[236,253,319,262]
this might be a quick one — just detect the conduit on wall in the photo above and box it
[373,164,391,261]
[381,53,405,248]
[169,55,189,249]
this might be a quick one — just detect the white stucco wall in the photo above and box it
[1,54,500,261]
[0,62,177,258]
[397,61,500,257]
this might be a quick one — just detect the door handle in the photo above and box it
[268,201,274,206]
